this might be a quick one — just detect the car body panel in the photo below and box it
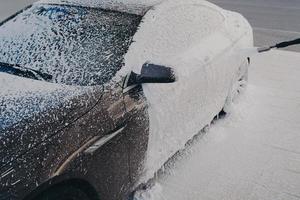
[0,80,134,200]
[0,74,103,169]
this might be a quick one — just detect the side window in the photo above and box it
[123,4,224,73]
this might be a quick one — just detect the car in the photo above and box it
[0,0,253,199]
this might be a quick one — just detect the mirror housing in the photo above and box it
[124,63,176,88]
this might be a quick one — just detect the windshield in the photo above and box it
[0,4,141,86]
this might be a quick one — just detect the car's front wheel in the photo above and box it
[33,185,93,200]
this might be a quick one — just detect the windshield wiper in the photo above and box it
[0,62,52,81]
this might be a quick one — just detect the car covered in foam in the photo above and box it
[0,0,253,199]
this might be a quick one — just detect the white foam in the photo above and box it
[121,0,253,182]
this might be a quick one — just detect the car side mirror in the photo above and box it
[123,63,176,89]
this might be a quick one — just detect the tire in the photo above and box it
[223,58,249,113]
[34,185,92,200]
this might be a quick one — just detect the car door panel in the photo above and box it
[122,85,150,187]
[123,2,228,180]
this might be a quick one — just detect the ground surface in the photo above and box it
[135,50,300,200]
[0,0,34,21]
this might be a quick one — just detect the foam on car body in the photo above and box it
[121,0,253,183]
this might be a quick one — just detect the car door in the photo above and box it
[122,1,228,180]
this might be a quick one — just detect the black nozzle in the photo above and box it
[274,38,300,49]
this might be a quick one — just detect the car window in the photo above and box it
[0,4,142,86]
[124,4,224,72]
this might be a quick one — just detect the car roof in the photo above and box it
[37,0,164,15]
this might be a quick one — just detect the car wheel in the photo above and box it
[33,185,92,200]
[223,58,249,113]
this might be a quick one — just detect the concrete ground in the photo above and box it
[0,0,35,21]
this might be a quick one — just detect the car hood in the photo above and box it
[0,73,103,168]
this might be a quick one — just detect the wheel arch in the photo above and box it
[23,176,100,200]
